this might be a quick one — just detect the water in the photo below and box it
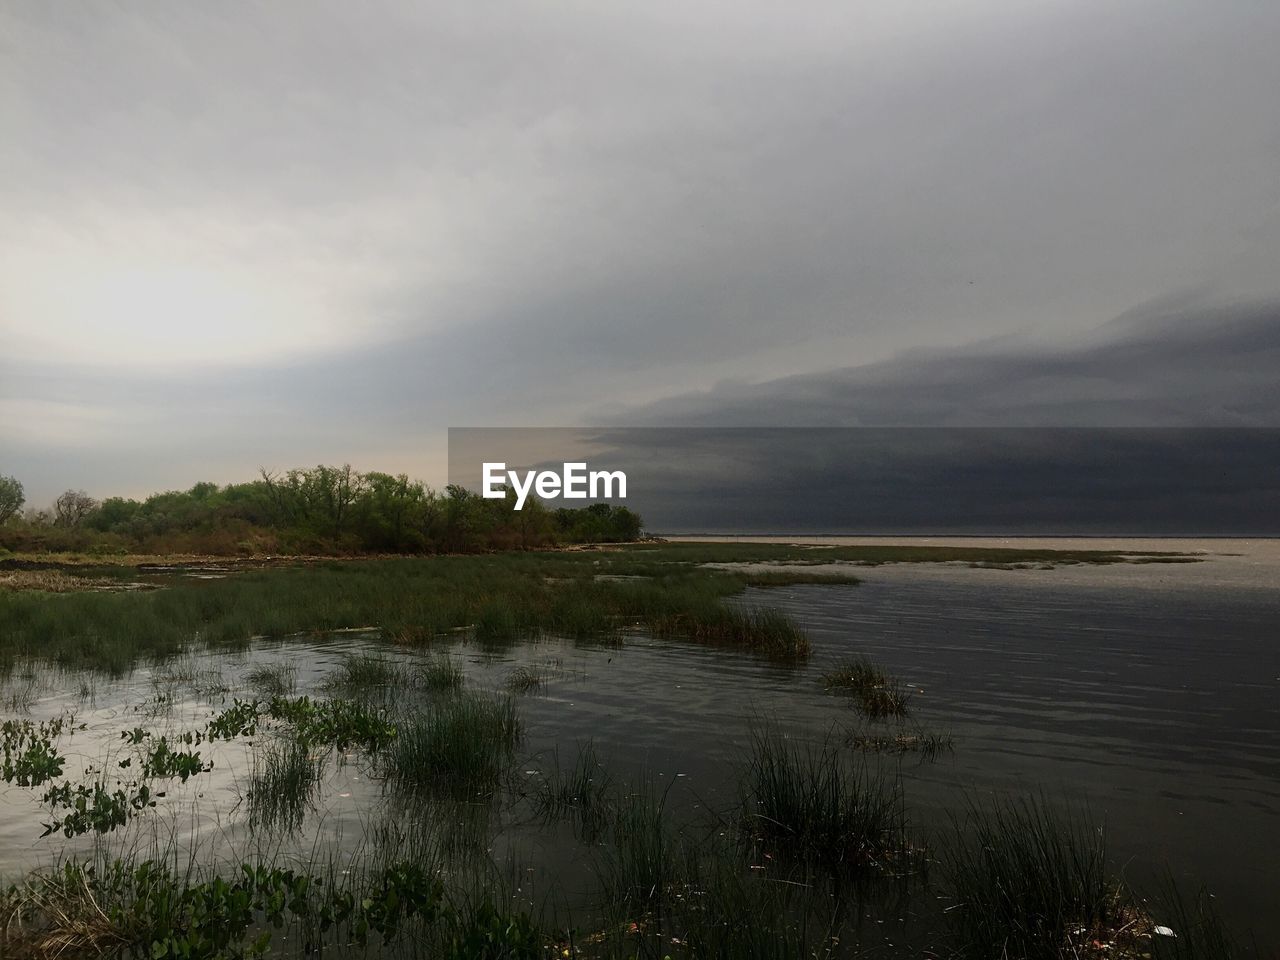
[2,565,1277,950]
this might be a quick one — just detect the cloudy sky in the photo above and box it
[3,1,1279,505]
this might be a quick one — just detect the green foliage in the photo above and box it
[442,899,546,959]
[247,737,321,833]
[0,473,24,525]
[0,553,813,674]
[385,692,520,798]
[40,781,157,837]
[1,464,645,555]
[413,653,465,691]
[1,716,74,786]
[47,858,441,960]
[266,695,398,752]
[140,738,211,782]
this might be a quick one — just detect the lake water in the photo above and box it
[1,544,1277,952]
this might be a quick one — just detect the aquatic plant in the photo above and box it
[1,717,76,787]
[943,795,1118,959]
[597,776,684,913]
[266,695,397,752]
[534,741,614,831]
[413,652,464,691]
[321,652,400,691]
[247,737,322,832]
[821,656,912,718]
[0,858,444,960]
[385,692,519,798]
[243,660,296,696]
[740,726,907,871]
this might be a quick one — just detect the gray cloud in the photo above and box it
[3,2,1280,505]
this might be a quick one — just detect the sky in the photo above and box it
[3,1,1279,506]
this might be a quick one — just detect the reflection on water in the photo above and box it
[1,573,1277,949]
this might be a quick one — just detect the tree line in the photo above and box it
[0,467,644,556]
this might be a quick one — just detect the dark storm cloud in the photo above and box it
[619,296,1280,427]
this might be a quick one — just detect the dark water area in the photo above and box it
[2,572,1276,953]
[502,577,1280,946]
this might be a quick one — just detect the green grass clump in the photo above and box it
[412,653,464,691]
[322,652,400,691]
[247,737,321,832]
[821,656,912,718]
[740,727,906,871]
[243,661,296,696]
[649,604,811,660]
[944,795,1118,959]
[385,693,520,798]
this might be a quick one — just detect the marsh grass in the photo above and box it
[944,795,1119,959]
[247,736,322,832]
[649,604,811,660]
[412,653,464,691]
[739,569,863,588]
[243,661,296,697]
[0,553,818,675]
[385,692,520,798]
[1148,877,1251,960]
[321,652,401,691]
[822,657,912,718]
[534,742,614,832]
[740,726,907,872]
[597,775,684,913]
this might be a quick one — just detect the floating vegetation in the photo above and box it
[1,716,75,787]
[40,781,158,838]
[266,695,398,753]
[0,858,446,960]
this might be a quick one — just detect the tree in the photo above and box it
[0,475,23,525]
[53,489,97,528]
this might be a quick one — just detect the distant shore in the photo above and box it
[675,534,1280,594]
